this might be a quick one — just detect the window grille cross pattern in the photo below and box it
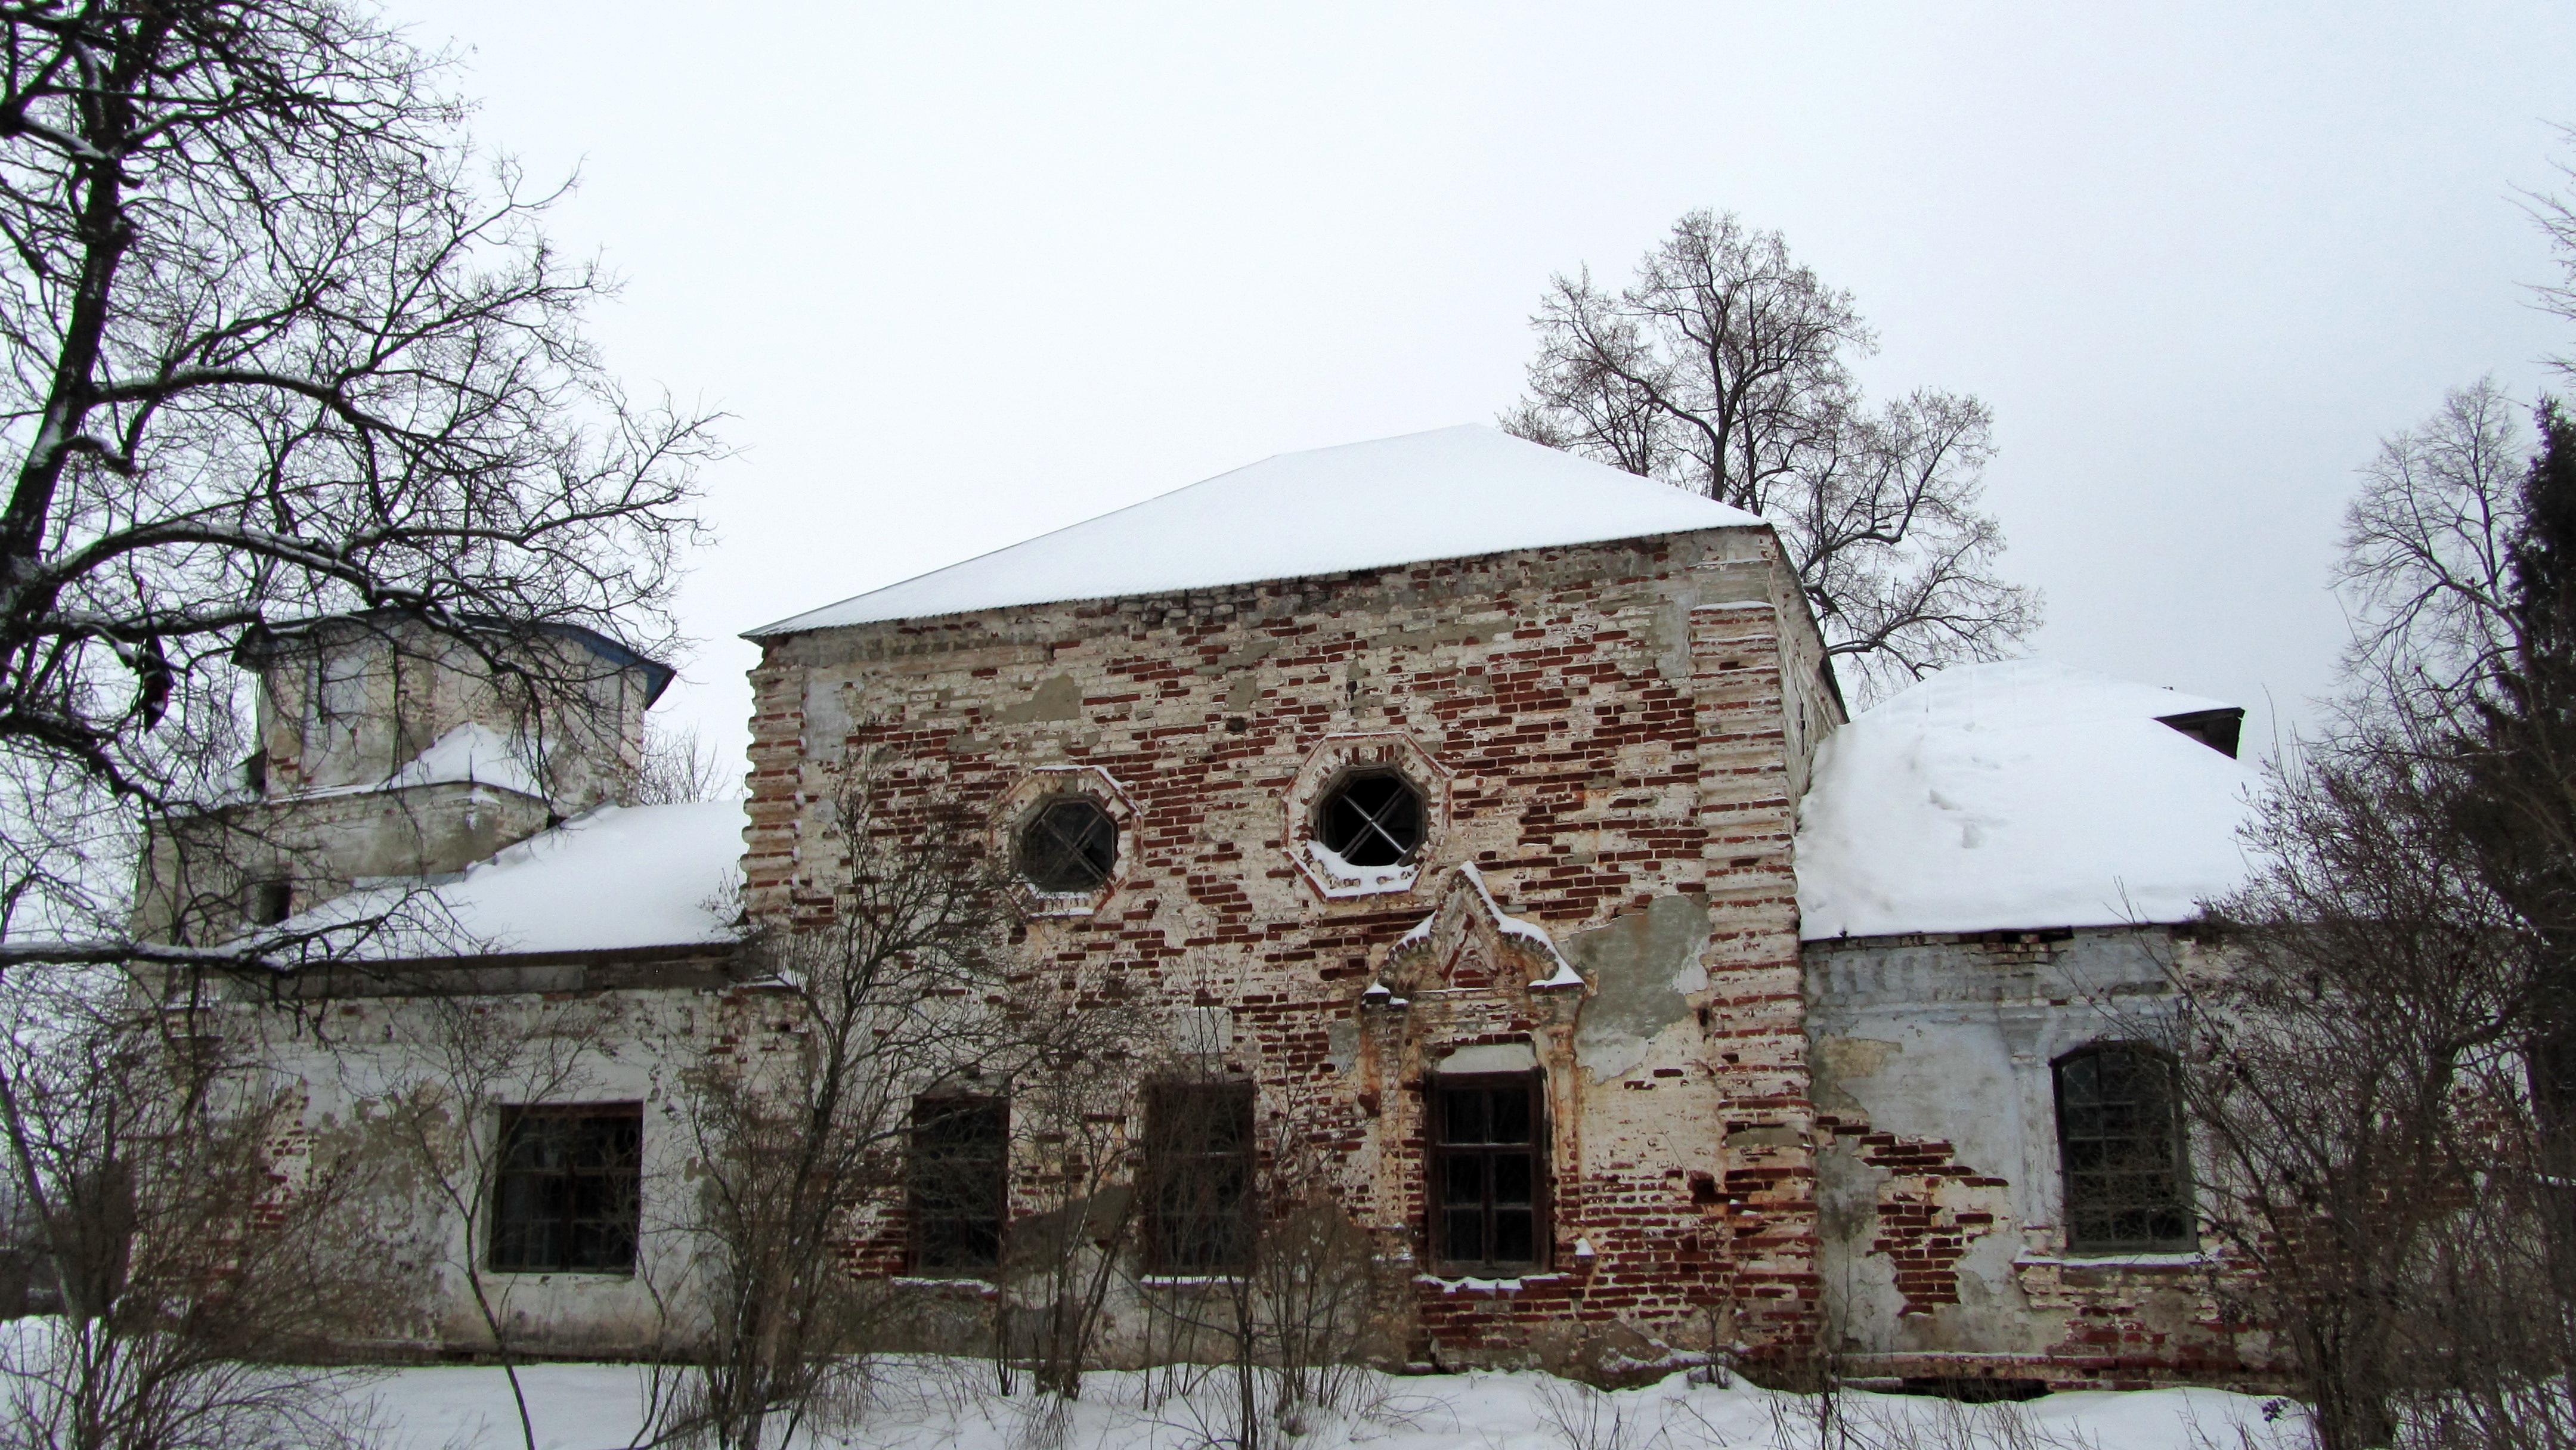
[1431,1073,1545,1272]
[1020,798,1116,893]
[1320,772,1424,868]
[2054,1045,2194,1253]
[490,1104,642,1274]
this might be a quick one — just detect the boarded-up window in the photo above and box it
[909,1096,1007,1273]
[491,1104,642,1274]
[2054,1044,2194,1252]
[1144,1081,1255,1272]
[1432,1073,1547,1271]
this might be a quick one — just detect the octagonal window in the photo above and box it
[1019,798,1117,894]
[1317,770,1424,868]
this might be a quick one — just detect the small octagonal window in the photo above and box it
[1019,798,1117,894]
[1317,770,1423,868]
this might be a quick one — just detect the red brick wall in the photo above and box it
[744,527,1831,1369]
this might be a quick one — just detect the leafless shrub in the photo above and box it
[1131,1078,1397,1450]
[358,992,640,1450]
[1536,1375,1661,1450]
[0,965,421,1450]
[635,722,738,805]
[660,749,1138,1450]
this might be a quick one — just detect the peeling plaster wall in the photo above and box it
[747,526,1837,1371]
[199,961,747,1359]
[1804,926,2278,1389]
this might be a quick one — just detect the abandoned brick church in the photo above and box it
[170,425,2272,1389]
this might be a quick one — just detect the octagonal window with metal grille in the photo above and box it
[1018,797,1117,894]
[1317,770,1424,868]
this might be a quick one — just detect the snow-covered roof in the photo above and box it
[1793,660,2261,941]
[278,800,746,959]
[750,425,1763,636]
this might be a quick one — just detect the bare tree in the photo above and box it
[634,720,736,805]
[1504,209,2036,701]
[0,4,711,1443]
[361,992,637,1450]
[662,755,1132,1450]
[0,0,717,970]
[2170,386,2576,1450]
[2333,378,2528,729]
[0,962,420,1450]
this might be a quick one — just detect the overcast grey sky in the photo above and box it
[404,2,2576,769]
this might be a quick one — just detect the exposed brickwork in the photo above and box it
[1816,1118,2010,1317]
[745,528,1831,1368]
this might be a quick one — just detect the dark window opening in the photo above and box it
[1317,770,1424,868]
[1019,798,1117,894]
[2054,1045,2194,1253]
[1144,1081,1255,1272]
[246,878,292,927]
[491,1104,642,1274]
[909,1096,1008,1273]
[1432,1073,1547,1272]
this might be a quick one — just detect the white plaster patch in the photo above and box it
[1174,1006,1233,1056]
[1437,1040,1536,1073]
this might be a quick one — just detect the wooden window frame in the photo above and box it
[1428,1071,1549,1275]
[1143,1080,1256,1274]
[2052,1043,2196,1254]
[489,1102,643,1275]
[908,1095,1009,1275]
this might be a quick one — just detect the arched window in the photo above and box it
[2053,1043,2194,1253]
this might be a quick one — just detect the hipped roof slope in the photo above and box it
[1794,660,2261,940]
[750,425,1763,637]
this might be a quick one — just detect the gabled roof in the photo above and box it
[749,425,1763,637]
[1794,660,2261,940]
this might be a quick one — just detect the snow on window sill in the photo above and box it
[1017,888,1104,918]
[1300,839,1418,898]
[1415,1271,1566,1294]
[2015,1249,2214,1269]
[892,1275,998,1293]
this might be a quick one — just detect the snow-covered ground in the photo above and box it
[348,1357,2303,1450]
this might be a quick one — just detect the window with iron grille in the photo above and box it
[1018,797,1117,894]
[909,1096,1007,1273]
[2054,1044,2194,1253]
[491,1104,642,1274]
[1431,1073,1547,1272]
[1143,1081,1255,1272]
[1317,770,1423,867]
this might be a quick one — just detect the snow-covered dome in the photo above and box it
[750,425,1761,636]
[1794,660,2261,940]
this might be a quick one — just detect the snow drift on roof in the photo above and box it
[750,425,1763,636]
[279,800,745,959]
[1794,660,2260,941]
